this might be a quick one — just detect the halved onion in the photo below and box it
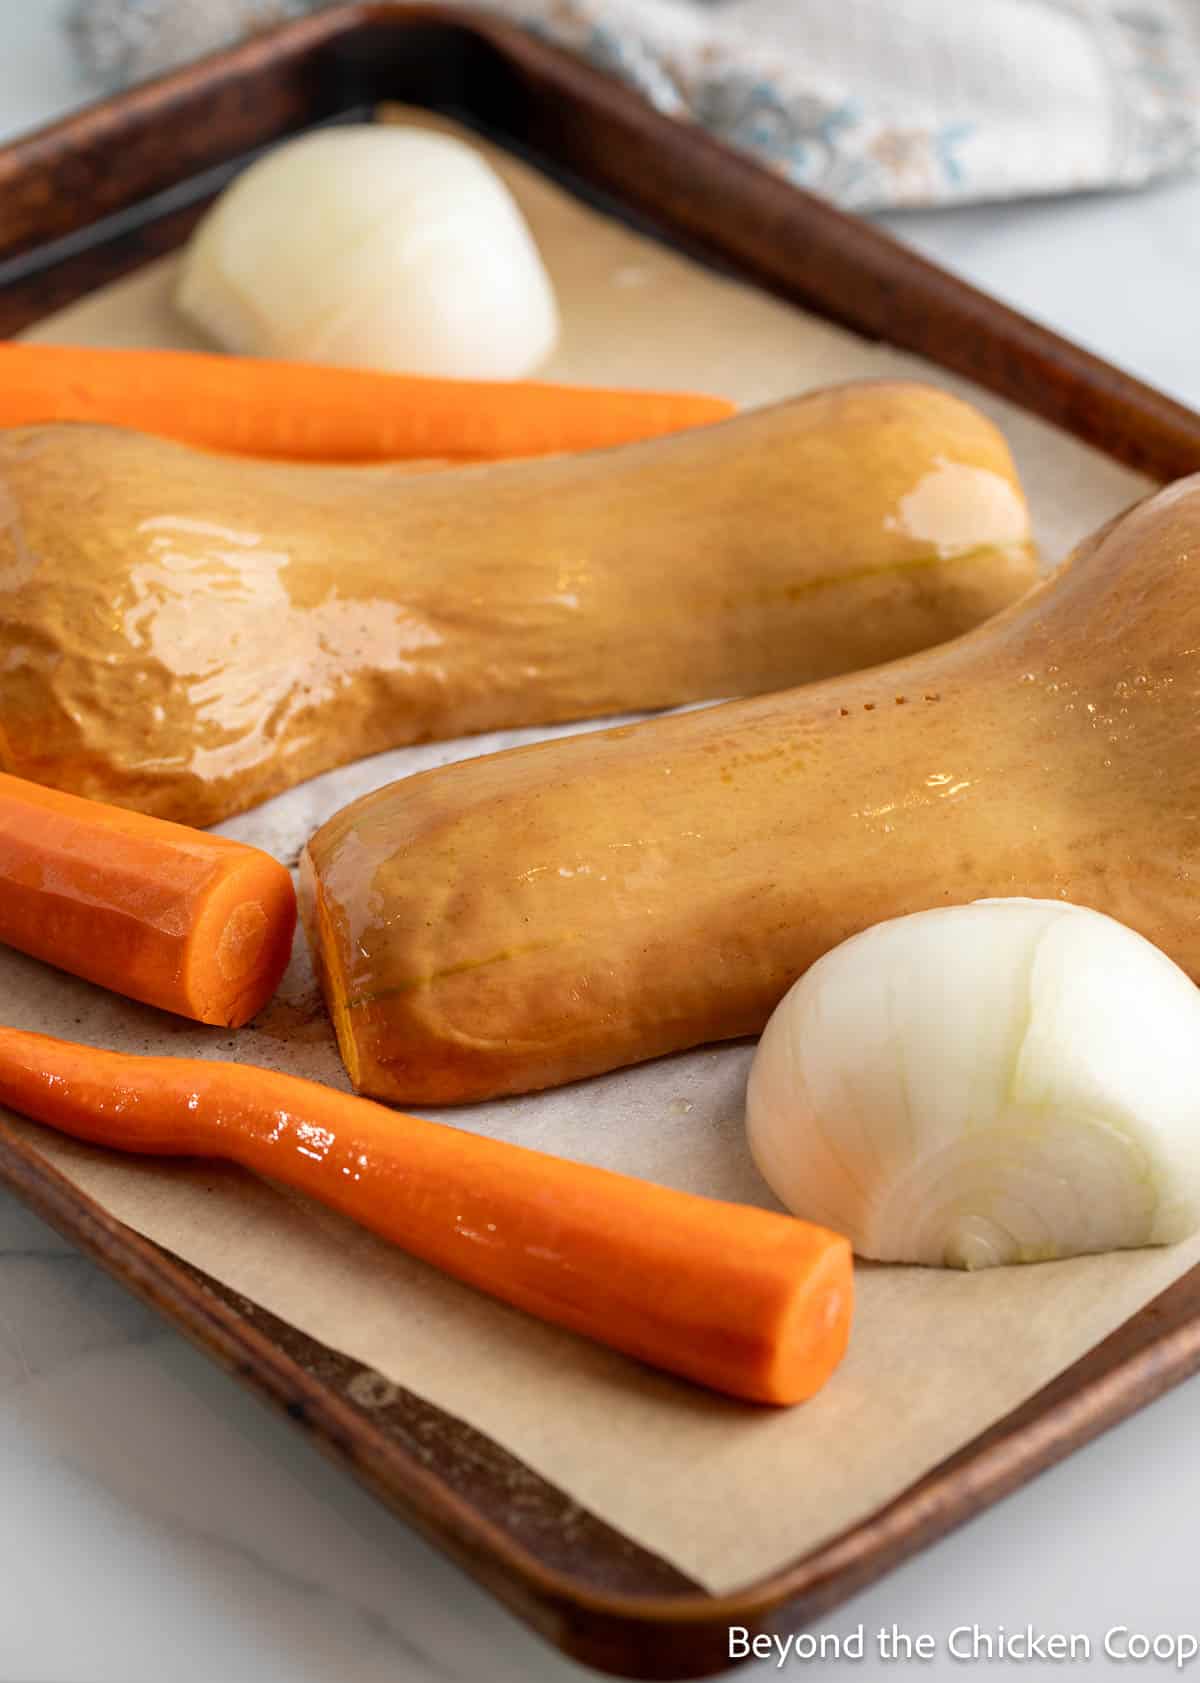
[746,899,1200,1269]
[175,125,559,379]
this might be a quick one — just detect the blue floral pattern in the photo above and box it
[69,0,1200,211]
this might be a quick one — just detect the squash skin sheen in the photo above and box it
[0,381,1033,827]
[302,477,1200,1105]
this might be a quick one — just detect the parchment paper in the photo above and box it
[5,112,1181,1597]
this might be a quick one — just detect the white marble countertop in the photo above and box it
[3,4,1200,1681]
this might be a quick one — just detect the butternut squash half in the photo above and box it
[302,477,1199,1104]
[0,381,1034,826]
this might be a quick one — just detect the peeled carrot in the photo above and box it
[0,1025,853,1404]
[0,342,735,462]
[0,774,295,1027]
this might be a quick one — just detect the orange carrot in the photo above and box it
[0,342,735,462]
[0,1025,852,1404]
[0,775,295,1027]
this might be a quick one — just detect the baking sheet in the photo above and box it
[4,111,1179,1597]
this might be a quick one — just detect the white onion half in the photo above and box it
[746,899,1200,1269]
[175,126,559,378]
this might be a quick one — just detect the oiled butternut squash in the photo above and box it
[0,381,1034,826]
[302,477,1200,1104]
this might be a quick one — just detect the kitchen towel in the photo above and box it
[69,0,1200,210]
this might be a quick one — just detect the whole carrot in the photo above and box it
[0,342,735,462]
[0,774,295,1026]
[0,1026,852,1404]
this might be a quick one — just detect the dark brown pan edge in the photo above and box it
[4,5,1200,1677]
[5,1110,1200,1683]
[2,3,1200,479]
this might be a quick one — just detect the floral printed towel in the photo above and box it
[70,0,1200,210]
